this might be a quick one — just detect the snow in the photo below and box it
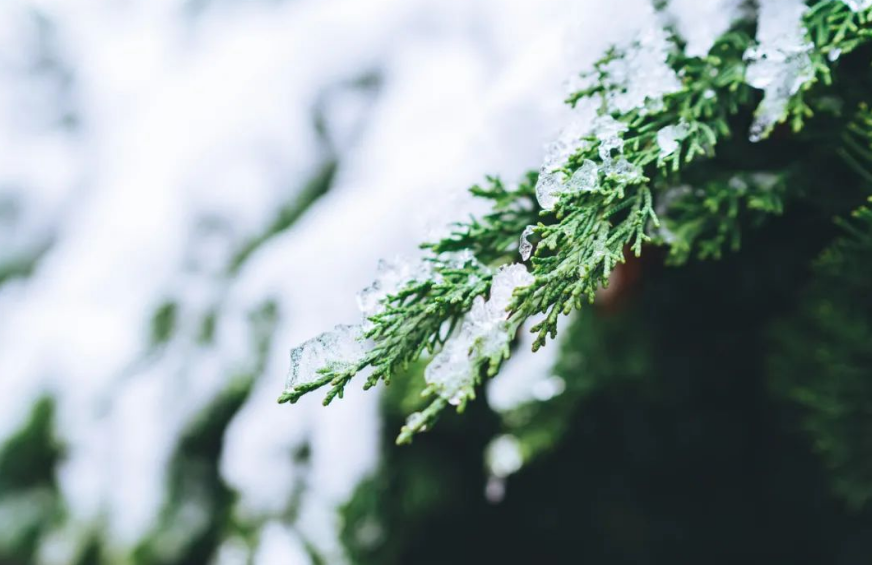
[744,0,814,142]
[424,264,534,405]
[598,7,682,115]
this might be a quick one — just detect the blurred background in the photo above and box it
[5,1,872,564]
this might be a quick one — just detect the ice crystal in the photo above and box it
[424,264,534,405]
[657,122,690,157]
[285,325,366,391]
[744,0,814,142]
[519,225,535,261]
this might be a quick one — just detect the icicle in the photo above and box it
[519,225,535,261]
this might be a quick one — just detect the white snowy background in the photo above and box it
[0,0,737,563]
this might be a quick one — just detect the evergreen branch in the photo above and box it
[278,4,872,444]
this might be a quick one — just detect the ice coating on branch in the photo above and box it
[841,0,872,11]
[594,115,628,160]
[285,325,366,391]
[535,170,564,211]
[657,122,690,157]
[567,160,599,192]
[424,264,534,405]
[519,225,535,261]
[357,257,432,319]
[668,0,745,58]
[543,116,590,170]
[603,158,643,184]
[599,13,682,114]
[744,0,814,142]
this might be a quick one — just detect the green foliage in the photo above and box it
[770,199,872,507]
[0,398,64,563]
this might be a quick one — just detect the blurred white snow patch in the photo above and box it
[253,522,310,565]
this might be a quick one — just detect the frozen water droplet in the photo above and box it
[285,325,365,391]
[828,48,842,62]
[519,225,535,261]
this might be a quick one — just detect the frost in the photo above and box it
[841,0,872,11]
[567,159,599,193]
[519,225,535,261]
[657,122,690,158]
[828,48,842,62]
[285,325,366,391]
[744,0,815,142]
[599,15,682,114]
[424,264,534,405]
